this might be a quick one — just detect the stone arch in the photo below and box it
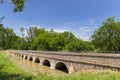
[21,55,24,59]
[29,56,33,61]
[43,59,50,67]
[15,53,17,56]
[17,54,19,57]
[19,54,21,58]
[55,62,69,73]
[16,54,18,57]
[20,54,22,58]
[15,54,17,57]
[24,55,28,60]
[34,58,40,63]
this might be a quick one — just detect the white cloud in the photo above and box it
[13,22,99,41]
[88,19,96,26]
[75,26,98,41]
[44,20,100,41]
[53,29,69,33]
[43,27,69,33]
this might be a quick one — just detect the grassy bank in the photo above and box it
[0,51,120,80]
[0,51,32,80]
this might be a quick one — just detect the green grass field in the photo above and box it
[0,51,120,80]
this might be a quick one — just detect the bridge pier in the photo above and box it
[23,55,27,60]
[27,56,30,61]
[32,56,36,62]
[16,54,18,58]
[50,60,55,69]
[19,54,22,59]
[69,63,74,74]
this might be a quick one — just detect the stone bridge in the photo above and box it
[8,50,120,74]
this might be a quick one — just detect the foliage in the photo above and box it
[11,0,26,12]
[28,27,94,52]
[12,36,27,49]
[0,25,18,50]
[91,17,120,52]
[0,0,25,12]
[66,39,94,52]
[0,26,95,52]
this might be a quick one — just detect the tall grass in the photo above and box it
[60,71,120,80]
[0,52,32,80]
[0,51,120,80]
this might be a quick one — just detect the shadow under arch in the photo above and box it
[34,58,40,63]
[25,55,28,60]
[18,54,21,58]
[42,59,50,67]
[55,62,68,73]
[21,55,24,59]
[29,57,33,61]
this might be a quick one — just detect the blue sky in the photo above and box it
[0,0,120,40]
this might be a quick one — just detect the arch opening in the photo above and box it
[15,54,17,56]
[25,56,27,60]
[29,57,33,61]
[21,55,24,58]
[34,58,40,63]
[43,59,50,67]
[19,55,21,57]
[55,62,68,73]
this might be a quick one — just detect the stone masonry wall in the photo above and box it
[8,50,120,72]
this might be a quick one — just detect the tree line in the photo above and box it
[0,25,94,52]
[0,17,120,52]
[13,27,95,52]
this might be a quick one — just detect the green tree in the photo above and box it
[91,17,120,52]
[59,31,76,49]
[33,31,50,50]
[19,27,25,38]
[0,16,5,26]
[25,27,46,49]
[67,39,94,52]
[0,25,18,49]
[0,25,5,49]
[12,36,27,49]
